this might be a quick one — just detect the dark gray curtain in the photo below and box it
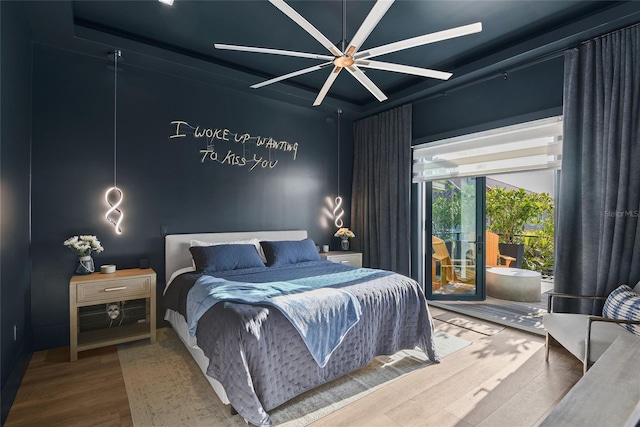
[351,104,411,275]
[555,24,640,313]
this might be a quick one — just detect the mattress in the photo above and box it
[164,260,439,426]
[162,231,439,426]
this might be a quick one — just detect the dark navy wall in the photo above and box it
[30,45,353,350]
[1,1,33,423]
[412,56,565,142]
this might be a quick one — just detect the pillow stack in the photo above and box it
[189,244,265,274]
[260,238,322,267]
[190,238,266,263]
[187,237,323,273]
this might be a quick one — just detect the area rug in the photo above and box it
[118,328,470,426]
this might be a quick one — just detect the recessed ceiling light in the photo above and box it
[159,0,174,5]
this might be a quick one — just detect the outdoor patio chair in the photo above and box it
[486,231,516,267]
[432,236,475,290]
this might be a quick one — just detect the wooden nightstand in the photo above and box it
[320,251,363,268]
[69,268,156,361]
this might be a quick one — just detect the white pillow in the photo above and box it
[189,238,267,263]
[633,281,640,295]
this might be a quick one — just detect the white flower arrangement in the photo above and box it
[334,227,355,240]
[63,235,104,256]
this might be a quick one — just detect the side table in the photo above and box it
[320,251,363,268]
[69,268,156,361]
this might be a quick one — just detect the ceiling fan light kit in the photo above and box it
[214,0,482,106]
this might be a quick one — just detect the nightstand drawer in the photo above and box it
[321,252,363,268]
[76,277,151,303]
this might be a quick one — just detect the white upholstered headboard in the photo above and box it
[164,230,308,281]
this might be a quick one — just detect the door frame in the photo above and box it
[415,177,486,301]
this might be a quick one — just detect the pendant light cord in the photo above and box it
[105,49,124,235]
[341,0,347,52]
[337,109,342,194]
[338,0,345,201]
[333,108,345,229]
[113,50,120,188]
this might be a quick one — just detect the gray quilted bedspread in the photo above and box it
[164,261,439,426]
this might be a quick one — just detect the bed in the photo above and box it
[163,230,439,426]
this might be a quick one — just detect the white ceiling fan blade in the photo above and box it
[269,0,343,57]
[356,59,452,80]
[214,44,334,61]
[313,66,342,106]
[345,65,387,102]
[354,22,483,60]
[251,62,333,89]
[346,0,394,56]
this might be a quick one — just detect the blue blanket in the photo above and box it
[187,268,383,367]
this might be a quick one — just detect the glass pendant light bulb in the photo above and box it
[105,186,124,234]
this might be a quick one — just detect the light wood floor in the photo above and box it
[5,308,581,427]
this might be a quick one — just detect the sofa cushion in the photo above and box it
[543,312,630,363]
[603,284,640,337]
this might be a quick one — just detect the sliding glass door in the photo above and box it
[418,177,486,300]
[412,116,564,300]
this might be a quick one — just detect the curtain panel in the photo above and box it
[555,24,640,313]
[351,104,412,275]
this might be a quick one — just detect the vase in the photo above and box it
[75,255,95,275]
[341,239,350,251]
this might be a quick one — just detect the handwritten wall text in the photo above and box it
[170,120,299,171]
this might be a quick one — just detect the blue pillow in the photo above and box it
[189,244,265,273]
[260,238,321,267]
[603,284,640,337]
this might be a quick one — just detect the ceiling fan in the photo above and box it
[214,0,482,106]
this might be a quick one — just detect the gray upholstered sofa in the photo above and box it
[543,281,640,374]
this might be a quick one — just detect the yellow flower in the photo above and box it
[334,228,355,239]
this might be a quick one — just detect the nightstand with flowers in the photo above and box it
[64,235,156,361]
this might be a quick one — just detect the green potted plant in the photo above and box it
[522,199,555,275]
[432,180,477,261]
[485,187,553,269]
